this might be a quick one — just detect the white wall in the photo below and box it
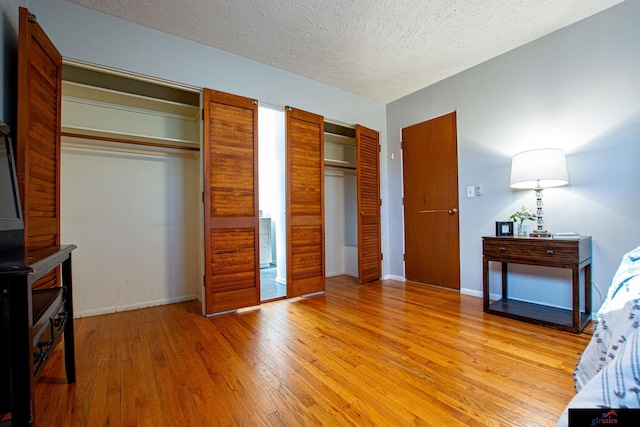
[386,0,640,310]
[61,147,200,317]
[325,170,357,277]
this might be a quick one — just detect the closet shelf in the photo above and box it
[61,80,200,157]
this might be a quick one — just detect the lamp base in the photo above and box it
[529,230,552,238]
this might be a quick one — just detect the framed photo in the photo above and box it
[495,221,514,237]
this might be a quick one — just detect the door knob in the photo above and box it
[448,208,458,214]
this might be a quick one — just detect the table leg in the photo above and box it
[584,263,592,321]
[7,278,35,426]
[483,256,489,311]
[501,262,508,300]
[572,265,580,333]
[62,255,76,383]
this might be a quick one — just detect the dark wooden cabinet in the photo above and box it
[0,245,76,426]
[482,236,592,333]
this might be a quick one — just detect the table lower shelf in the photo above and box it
[487,298,591,333]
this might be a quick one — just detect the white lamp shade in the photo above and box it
[510,148,569,189]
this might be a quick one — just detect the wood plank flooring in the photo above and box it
[33,276,591,426]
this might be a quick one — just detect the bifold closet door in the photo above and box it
[286,107,325,297]
[203,89,260,315]
[17,7,62,289]
[356,125,382,283]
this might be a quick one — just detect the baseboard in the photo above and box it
[383,274,406,282]
[326,270,348,277]
[460,288,483,298]
[75,294,199,318]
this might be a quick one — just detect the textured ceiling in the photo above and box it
[65,0,624,103]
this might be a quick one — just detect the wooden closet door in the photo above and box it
[203,89,260,315]
[17,7,62,289]
[356,125,382,283]
[286,107,325,297]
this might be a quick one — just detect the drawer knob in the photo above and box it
[547,250,554,255]
[499,247,506,252]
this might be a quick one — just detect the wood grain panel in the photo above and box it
[204,90,260,314]
[17,7,62,290]
[33,276,592,426]
[286,107,325,297]
[210,228,256,291]
[208,102,255,217]
[356,125,382,283]
[289,225,323,278]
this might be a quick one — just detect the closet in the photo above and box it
[60,61,202,317]
[324,122,358,278]
[59,65,379,315]
[324,122,382,284]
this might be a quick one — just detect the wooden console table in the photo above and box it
[482,236,591,333]
[0,245,76,426]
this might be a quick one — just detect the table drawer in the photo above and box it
[31,289,67,376]
[483,238,579,264]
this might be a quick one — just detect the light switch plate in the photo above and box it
[466,186,475,198]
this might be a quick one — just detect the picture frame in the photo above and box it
[495,221,514,237]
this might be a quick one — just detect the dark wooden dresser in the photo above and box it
[482,236,591,333]
[0,245,76,426]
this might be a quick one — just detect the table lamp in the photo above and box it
[509,148,568,237]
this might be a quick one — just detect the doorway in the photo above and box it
[402,112,460,290]
[258,106,286,300]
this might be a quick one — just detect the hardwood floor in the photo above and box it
[33,276,591,426]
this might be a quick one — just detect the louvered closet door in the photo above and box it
[17,7,62,290]
[356,125,382,283]
[286,108,325,297]
[203,89,260,315]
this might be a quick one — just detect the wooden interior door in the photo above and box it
[203,89,260,315]
[16,7,62,290]
[402,112,460,290]
[286,107,325,297]
[356,125,382,283]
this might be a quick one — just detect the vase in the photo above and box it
[517,222,527,237]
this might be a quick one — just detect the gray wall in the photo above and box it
[385,0,640,309]
[0,0,23,128]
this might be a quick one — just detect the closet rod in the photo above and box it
[324,163,356,171]
[61,132,200,152]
